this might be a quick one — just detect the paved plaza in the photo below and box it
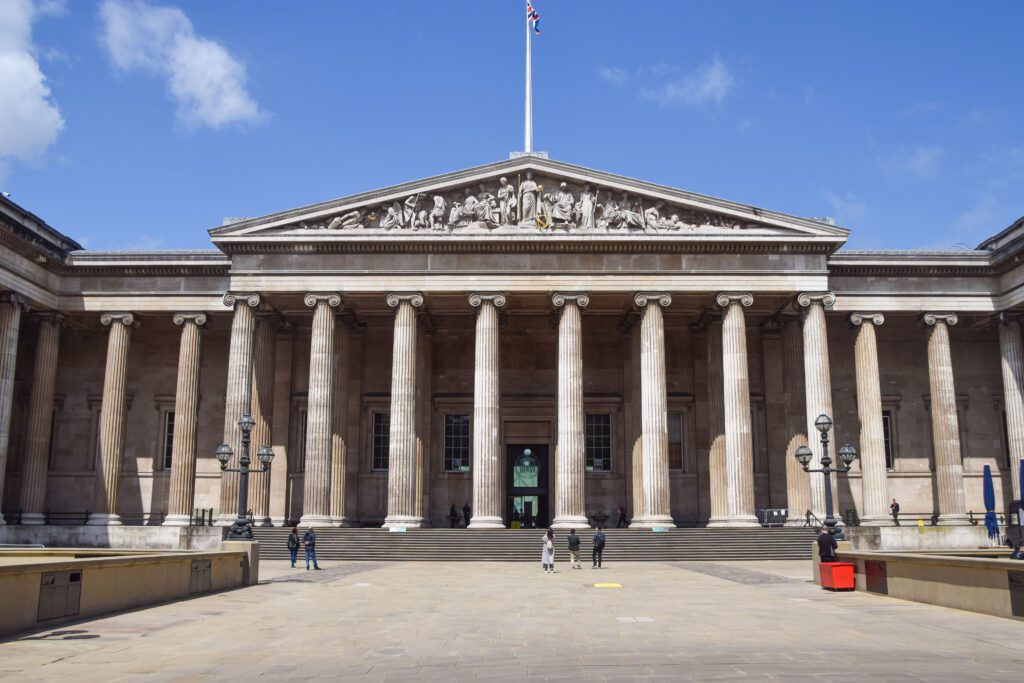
[1,559,1023,681]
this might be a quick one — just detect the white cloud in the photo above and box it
[0,0,65,182]
[99,0,265,129]
[640,56,735,107]
[877,145,944,178]
[597,66,628,86]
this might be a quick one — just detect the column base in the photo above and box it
[551,515,591,529]
[18,512,46,525]
[162,514,192,527]
[937,513,971,526]
[629,515,677,529]
[468,516,505,529]
[330,517,357,528]
[86,513,122,526]
[706,515,760,528]
[383,515,423,529]
[254,516,274,527]
[298,514,333,528]
[270,517,287,527]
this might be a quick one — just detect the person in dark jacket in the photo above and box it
[567,529,581,569]
[817,527,837,563]
[462,502,472,527]
[448,504,459,528]
[303,528,321,570]
[1010,543,1024,561]
[287,526,300,568]
[592,527,606,568]
[890,499,901,526]
[616,503,628,528]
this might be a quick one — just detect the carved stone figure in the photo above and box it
[599,193,642,230]
[379,203,402,230]
[551,182,574,226]
[325,210,363,230]
[461,190,479,225]
[519,171,538,222]
[448,201,463,226]
[401,194,426,229]
[575,184,596,229]
[429,196,447,231]
[537,190,554,228]
[497,177,517,225]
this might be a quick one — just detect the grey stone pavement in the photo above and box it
[2,559,1023,681]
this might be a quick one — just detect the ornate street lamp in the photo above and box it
[216,414,274,540]
[795,413,858,539]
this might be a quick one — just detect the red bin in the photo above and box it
[819,562,855,591]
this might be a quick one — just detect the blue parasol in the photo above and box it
[983,464,998,540]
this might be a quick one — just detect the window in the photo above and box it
[161,410,175,470]
[585,413,611,472]
[444,413,471,472]
[668,412,684,471]
[882,410,895,470]
[372,412,390,471]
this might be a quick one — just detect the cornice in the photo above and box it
[828,250,995,277]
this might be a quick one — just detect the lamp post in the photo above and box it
[795,413,858,539]
[216,414,274,540]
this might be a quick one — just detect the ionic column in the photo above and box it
[701,316,729,526]
[248,313,277,526]
[329,316,353,526]
[714,293,758,526]
[414,313,434,523]
[924,313,968,525]
[300,293,342,527]
[998,314,1024,506]
[217,293,261,525]
[552,292,589,529]
[778,316,810,524]
[18,313,64,524]
[622,314,644,525]
[469,293,506,528]
[163,313,206,526]
[797,292,837,520]
[850,313,889,525]
[383,293,423,528]
[0,293,28,524]
[89,312,136,525]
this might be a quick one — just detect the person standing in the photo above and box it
[890,499,901,526]
[542,528,555,574]
[817,527,837,563]
[592,526,606,569]
[303,528,322,570]
[462,502,472,528]
[616,503,628,528]
[448,503,459,528]
[287,526,300,568]
[567,529,581,569]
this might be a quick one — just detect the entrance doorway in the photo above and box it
[506,444,549,529]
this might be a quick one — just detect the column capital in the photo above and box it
[634,292,672,309]
[100,312,138,328]
[551,292,589,309]
[796,292,836,309]
[304,292,343,309]
[386,292,424,308]
[32,311,66,326]
[715,292,753,310]
[849,312,885,327]
[222,292,261,308]
[468,292,507,309]
[172,312,208,327]
[0,292,29,312]
[922,312,958,327]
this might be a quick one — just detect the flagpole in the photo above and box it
[524,6,533,154]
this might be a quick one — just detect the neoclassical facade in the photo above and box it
[0,157,1021,529]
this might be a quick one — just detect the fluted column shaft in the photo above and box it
[799,293,836,520]
[626,319,644,524]
[330,320,352,525]
[163,313,206,526]
[552,293,588,528]
[999,317,1024,506]
[780,317,810,524]
[0,294,27,525]
[704,319,728,525]
[717,294,758,526]
[851,314,889,524]
[89,313,135,525]
[925,314,968,524]
[301,294,341,526]
[469,293,506,528]
[19,314,64,523]
[248,314,277,526]
[384,293,423,528]
[217,293,260,524]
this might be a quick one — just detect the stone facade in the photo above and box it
[0,157,1021,528]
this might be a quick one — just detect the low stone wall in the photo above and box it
[834,549,1024,620]
[0,525,225,550]
[846,525,993,551]
[0,545,255,638]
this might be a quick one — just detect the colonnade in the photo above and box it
[0,288,1022,527]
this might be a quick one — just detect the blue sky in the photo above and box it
[1,0,1022,250]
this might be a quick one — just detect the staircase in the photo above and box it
[252,527,815,562]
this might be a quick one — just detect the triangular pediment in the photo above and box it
[210,157,848,247]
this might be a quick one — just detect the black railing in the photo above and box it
[191,508,215,526]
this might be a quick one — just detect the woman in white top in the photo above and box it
[541,528,555,573]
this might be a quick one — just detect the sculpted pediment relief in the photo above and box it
[211,158,847,242]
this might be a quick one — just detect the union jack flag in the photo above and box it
[527,2,540,35]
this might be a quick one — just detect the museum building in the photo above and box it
[0,156,1022,530]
